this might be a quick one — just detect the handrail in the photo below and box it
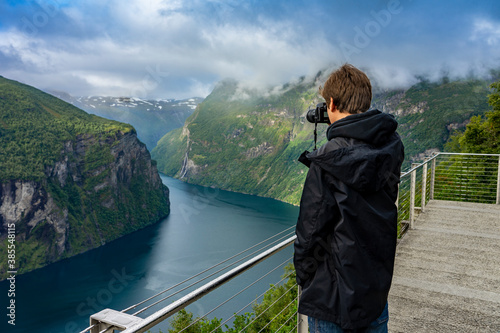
[120,235,296,333]
[400,152,500,178]
[400,153,438,178]
[436,152,500,156]
[121,226,295,314]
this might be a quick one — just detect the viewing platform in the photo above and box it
[84,153,500,333]
[389,200,500,332]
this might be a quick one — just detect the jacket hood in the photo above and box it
[305,109,403,193]
[326,109,398,146]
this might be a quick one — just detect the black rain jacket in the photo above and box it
[294,109,404,330]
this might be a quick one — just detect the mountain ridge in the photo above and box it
[48,91,202,149]
[152,75,494,205]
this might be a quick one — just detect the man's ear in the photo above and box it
[329,97,336,112]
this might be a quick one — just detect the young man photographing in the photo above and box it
[294,64,404,332]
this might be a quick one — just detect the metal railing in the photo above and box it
[80,227,302,333]
[397,152,500,238]
[84,152,500,333]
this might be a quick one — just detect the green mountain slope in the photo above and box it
[0,76,170,279]
[152,76,494,205]
[373,79,492,160]
[152,78,322,204]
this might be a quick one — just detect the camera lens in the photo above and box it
[306,108,317,123]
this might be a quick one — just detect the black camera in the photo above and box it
[306,102,329,124]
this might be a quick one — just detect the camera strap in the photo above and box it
[313,121,318,151]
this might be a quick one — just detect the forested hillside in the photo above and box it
[373,78,492,160]
[0,76,170,279]
[152,74,496,205]
[446,80,500,153]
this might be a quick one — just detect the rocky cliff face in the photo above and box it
[0,180,68,255]
[0,130,169,279]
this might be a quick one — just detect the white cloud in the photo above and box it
[3,0,343,98]
[471,18,500,45]
[366,65,419,90]
[194,21,336,91]
[1,2,499,99]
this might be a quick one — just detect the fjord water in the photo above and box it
[2,175,298,333]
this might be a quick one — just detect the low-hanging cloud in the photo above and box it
[0,0,499,99]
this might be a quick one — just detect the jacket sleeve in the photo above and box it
[294,163,335,286]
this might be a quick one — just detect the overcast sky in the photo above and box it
[0,0,499,99]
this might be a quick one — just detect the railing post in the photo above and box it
[395,183,400,209]
[297,286,308,333]
[421,161,428,212]
[410,164,417,229]
[496,156,500,205]
[430,157,436,200]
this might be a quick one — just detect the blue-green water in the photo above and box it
[1,175,299,333]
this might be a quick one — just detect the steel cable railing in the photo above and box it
[206,266,294,333]
[274,304,300,333]
[256,295,298,333]
[123,226,296,315]
[176,256,293,333]
[117,235,297,333]
[433,153,500,204]
[236,283,297,333]
[81,228,296,333]
[129,229,296,316]
[396,152,500,239]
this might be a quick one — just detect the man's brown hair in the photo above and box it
[320,64,372,114]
